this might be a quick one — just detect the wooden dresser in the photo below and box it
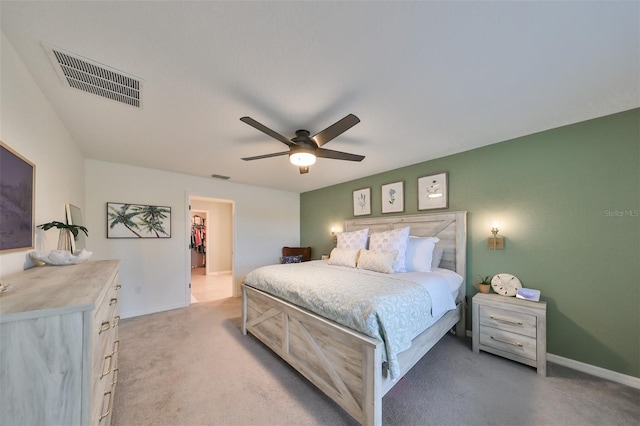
[0,260,121,425]
[472,292,547,376]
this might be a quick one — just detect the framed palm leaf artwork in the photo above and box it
[107,202,171,238]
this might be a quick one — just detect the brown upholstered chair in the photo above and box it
[281,246,312,263]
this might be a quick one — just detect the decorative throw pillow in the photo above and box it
[356,249,397,274]
[368,227,411,272]
[431,246,444,269]
[281,255,303,264]
[405,236,440,272]
[336,228,369,250]
[327,247,360,268]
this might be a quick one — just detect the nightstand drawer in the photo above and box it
[479,305,536,338]
[479,326,537,361]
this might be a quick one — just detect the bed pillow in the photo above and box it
[368,227,411,272]
[405,236,440,272]
[336,228,369,250]
[281,255,303,264]
[327,247,360,268]
[356,249,397,274]
[431,246,444,269]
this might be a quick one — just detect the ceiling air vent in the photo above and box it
[44,44,142,108]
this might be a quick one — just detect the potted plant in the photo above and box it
[477,274,491,294]
[38,221,88,252]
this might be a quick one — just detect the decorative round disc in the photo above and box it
[491,273,522,296]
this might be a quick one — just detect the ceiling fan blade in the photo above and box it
[240,117,294,147]
[299,166,309,174]
[312,114,360,147]
[316,147,365,162]
[241,151,289,161]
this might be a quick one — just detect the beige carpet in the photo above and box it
[112,297,639,426]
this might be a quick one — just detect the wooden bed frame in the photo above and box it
[242,211,467,425]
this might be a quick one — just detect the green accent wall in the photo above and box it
[301,108,639,378]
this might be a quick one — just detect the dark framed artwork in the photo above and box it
[0,141,35,252]
[353,187,371,216]
[381,181,404,214]
[107,202,171,238]
[418,172,448,210]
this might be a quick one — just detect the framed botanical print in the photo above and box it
[381,181,404,214]
[353,187,371,216]
[0,141,35,252]
[418,172,448,210]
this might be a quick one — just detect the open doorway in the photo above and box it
[188,196,234,304]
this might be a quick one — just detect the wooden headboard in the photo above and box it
[344,211,467,300]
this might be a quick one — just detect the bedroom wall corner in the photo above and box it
[0,31,85,277]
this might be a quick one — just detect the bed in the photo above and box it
[242,211,467,425]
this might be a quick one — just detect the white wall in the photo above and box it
[0,32,85,276]
[85,160,299,319]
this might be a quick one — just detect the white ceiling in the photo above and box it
[2,1,638,193]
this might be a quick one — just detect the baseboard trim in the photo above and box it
[465,330,639,389]
[207,270,232,276]
[547,353,640,389]
[121,302,186,320]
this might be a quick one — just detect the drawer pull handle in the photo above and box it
[99,391,113,422]
[99,321,111,334]
[112,340,120,354]
[112,368,119,386]
[109,298,118,306]
[115,284,122,290]
[114,316,120,327]
[100,354,113,379]
[491,335,523,347]
[490,315,523,325]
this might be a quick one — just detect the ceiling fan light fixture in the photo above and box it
[240,114,361,170]
[289,148,316,166]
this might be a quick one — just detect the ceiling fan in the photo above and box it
[240,114,364,174]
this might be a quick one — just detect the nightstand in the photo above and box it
[472,292,547,376]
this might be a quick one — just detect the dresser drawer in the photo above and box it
[479,305,536,338]
[92,299,118,375]
[91,339,119,424]
[92,279,120,356]
[479,326,537,361]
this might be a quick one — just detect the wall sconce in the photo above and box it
[489,221,504,250]
[331,226,337,244]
